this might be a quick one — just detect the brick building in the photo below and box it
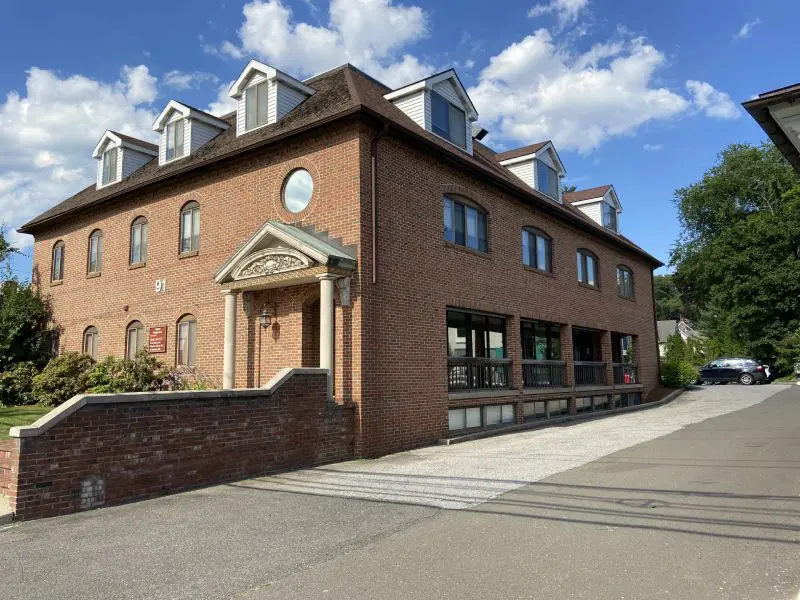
[19,60,662,457]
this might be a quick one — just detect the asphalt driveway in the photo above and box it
[1,384,792,600]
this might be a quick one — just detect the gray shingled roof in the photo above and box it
[657,320,678,344]
[564,185,613,204]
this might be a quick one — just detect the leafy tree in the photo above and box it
[0,279,53,370]
[671,143,800,366]
[562,184,578,193]
[653,274,691,320]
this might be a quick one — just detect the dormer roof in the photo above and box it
[564,184,622,211]
[229,59,316,99]
[91,130,157,159]
[384,69,478,120]
[496,140,566,175]
[152,100,230,132]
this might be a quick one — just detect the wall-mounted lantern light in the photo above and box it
[259,304,276,329]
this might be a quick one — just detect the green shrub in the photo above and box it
[661,361,699,388]
[31,352,95,406]
[86,350,170,394]
[0,362,39,406]
[164,367,218,391]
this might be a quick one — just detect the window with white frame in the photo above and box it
[83,326,99,360]
[102,148,118,185]
[166,118,185,161]
[431,91,467,148]
[51,241,64,282]
[443,195,487,252]
[245,81,269,131]
[522,228,552,272]
[126,321,146,360]
[87,230,103,275]
[180,201,200,254]
[177,315,197,367]
[536,159,558,199]
[130,216,148,265]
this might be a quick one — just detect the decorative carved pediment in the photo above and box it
[232,248,311,280]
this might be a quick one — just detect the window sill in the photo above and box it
[87,272,101,279]
[617,294,636,302]
[179,250,199,259]
[444,241,490,260]
[50,280,63,287]
[578,282,600,292]
[129,262,147,270]
[523,265,555,278]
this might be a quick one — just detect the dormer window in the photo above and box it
[102,148,118,185]
[602,202,618,231]
[536,159,558,199]
[431,91,466,149]
[245,81,269,131]
[166,118,185,161]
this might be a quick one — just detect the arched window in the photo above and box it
[87,230,103,274]
[177,314,197,366]
[126,321,146,359]
[180,201,200,254]
[83,326,99,360]
[130,216,149,265]
[442,195,487,252]
[616,265,634,299]
[51,241,65,282]
[576,249,599,288]
[522,227,552,272]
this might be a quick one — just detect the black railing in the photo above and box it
[522,360,567,389]
[448,357,512,392]
[574,361,607,387]
[613,363,638,385]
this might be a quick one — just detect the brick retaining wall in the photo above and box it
[7,369,354,521]
[0,439,18,505]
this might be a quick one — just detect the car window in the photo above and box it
[709,360,724,368]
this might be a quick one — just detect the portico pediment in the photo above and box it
[215,220,356,290]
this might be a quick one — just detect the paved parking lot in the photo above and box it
[1,384,790,600]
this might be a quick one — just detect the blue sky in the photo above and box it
[0,0,796,278]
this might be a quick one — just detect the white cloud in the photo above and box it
[469,31,691,153]
[0,67,159,247]
[686,80,740,120]
[528,0,589,28]
[735,18,761,40]
[220,0,434,87]
[207,81,238,116]
[163,70,220,90]
[643,143,664,151]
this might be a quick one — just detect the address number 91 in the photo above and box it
[155,279,166,293]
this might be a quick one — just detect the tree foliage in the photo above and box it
[0,279,53,371]
[670,143,800,365]
[653,274,695,321]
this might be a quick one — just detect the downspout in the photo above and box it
[370,122,389,284]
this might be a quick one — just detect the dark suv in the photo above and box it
[697,357,769,385]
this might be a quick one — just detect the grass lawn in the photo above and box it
[0,405,52,441]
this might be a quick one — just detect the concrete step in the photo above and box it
[0,495,12,525]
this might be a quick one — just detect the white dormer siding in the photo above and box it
[92,131,158,189]
[566,186,622,233]
[229,60,315,137]
[498,142,566,204]
[152,100,229,166]
[385,69,478,156]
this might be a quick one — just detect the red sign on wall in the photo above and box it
[148,326,167,353]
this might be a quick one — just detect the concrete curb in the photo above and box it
[439,387,687,446]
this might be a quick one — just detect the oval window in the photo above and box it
[282,169,314,213]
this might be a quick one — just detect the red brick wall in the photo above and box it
[10,372,354,520]
[0,439,18,506]
[358,133,660,456]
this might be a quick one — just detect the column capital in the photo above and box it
[221,288,240,296]
[316,272,339,281]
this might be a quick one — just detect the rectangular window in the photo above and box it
[602,203,618,231]
[52,245,63,281]
[447,310,506,359]
[431,91,466,148]
[577,250,598,287]
[246,81,269,130]
[617,267,633,298]
[166,118,185,161]
[522,229,552,272]
[102,148,117,185]
[83,331,98,360]
[536,159,558,199]
[443,196,487,252]
[88,234,102,274]
[521,320,562,361]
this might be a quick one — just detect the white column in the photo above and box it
[317,274,337,400]
[222,290,239,389]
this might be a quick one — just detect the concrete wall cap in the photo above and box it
[9,367,329,439]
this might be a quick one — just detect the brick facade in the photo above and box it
[8,371,354,520]
[28,116,660,459]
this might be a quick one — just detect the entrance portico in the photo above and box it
[215,220,357,391]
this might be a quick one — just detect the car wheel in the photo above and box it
[739,373,754,386]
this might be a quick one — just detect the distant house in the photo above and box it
[657,318,704,357]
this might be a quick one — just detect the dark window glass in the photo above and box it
[447,310,506,359]
[577,249,599,287]
[521,320,562,361]
[536,159,558,199]
[443,196,487,252]
[431,91,466,148]
[87,230,102,274]
[130,217,149,265]
[180,202,200,253]
[522,228,552,272]
[51,242,64,282]
[616,266,633,298]
[603,202,618,231]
